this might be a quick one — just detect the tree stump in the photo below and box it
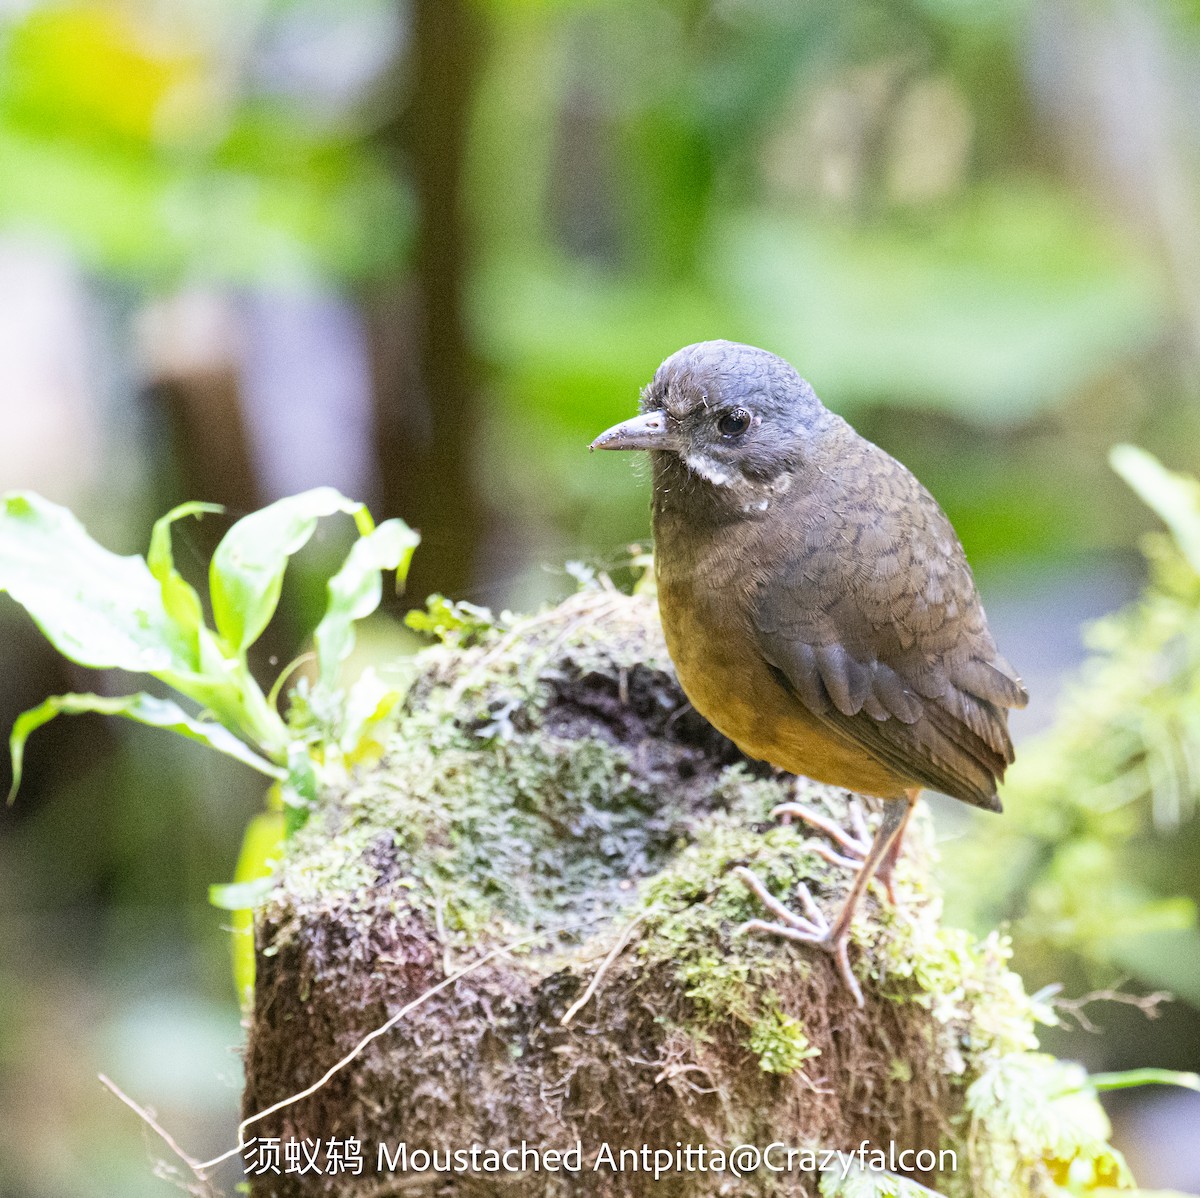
[243,588,1126,1197]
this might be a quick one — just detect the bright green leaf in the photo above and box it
[313,518,420,693]
[1089,1190,1200,1197]
[7,691,283,804]
[213,808,285,1012]
[281,740,319,835]
[404,593,496,644]
[0,491,190,673]
[1088,1068,1200,1093]
[0,491,288,759]
[819,1162,946,1197]
[341,667,403,761]
[209,487,373,655]
[147,501,223,670]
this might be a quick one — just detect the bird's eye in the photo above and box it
[717,408,751,438]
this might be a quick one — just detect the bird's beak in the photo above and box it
[590,411,679,453]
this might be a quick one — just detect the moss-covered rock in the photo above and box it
[244,588,1129,1198]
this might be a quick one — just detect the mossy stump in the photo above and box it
[243,589,1082,1198]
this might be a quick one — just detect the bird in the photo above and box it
[590,340,1027,1006]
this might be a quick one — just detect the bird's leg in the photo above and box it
[873,788,920,899]
[735,798,911,1008]
[771,786,920,903]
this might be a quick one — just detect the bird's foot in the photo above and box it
[770,798,898,904]
[733,866,863,1007]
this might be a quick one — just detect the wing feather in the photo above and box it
[752,430,1027,810]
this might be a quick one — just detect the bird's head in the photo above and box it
[590,341,832,497]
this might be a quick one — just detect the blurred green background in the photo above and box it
[0,0,1198,1194]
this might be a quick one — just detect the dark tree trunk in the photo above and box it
[368,0,488,605]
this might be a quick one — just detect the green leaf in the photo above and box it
[0,491,289,758]
[819,1162,946,1197]
[1110,444,1200,574]
[405,593,496,644]
[147,501,223,670]
[1090,1190,1200,1198]
[341,667,403,760]
[0,491,190,673]
[208,876,275,911]
[284,740,319,804]
[966,1054,1133,1190]
[212,809,285,1012]
[1088,1068,1200,1093]
[209,487,373,655]
[280,742,319,836]
[313,518,420,693]
[7,691,283,804]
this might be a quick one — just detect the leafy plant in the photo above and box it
[0,487,417,805]
[946,446,1200,999]
[0,488,418,1001]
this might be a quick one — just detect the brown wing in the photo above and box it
[753,431,1027,810]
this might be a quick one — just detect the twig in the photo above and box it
[98,1074,211,1192]
[560,906,655,1026]
[1054,982,1173,1034]
[102,923,588,1185]
[194,924,582,1173]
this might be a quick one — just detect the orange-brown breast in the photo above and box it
[656,548,911,799]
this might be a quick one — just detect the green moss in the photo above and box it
[749,998,820,1075]
[284,727,677,939]
[632,773,864,1071]
[278,589,722,949]
[403,594,502,646]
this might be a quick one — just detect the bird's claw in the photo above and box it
[732,866,864,1007]
[770,798,871,858]
[770,797,897,905]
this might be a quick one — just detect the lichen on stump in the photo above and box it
[244,587,1126,1198]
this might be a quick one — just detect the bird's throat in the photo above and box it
[651,452,793,526]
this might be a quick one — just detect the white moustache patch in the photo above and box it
[682,451,735,487]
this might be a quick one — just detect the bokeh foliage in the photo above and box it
[948,448,1200,1004]
[0,2,409,282]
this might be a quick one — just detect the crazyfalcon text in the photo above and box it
[375,1140,957,1182]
